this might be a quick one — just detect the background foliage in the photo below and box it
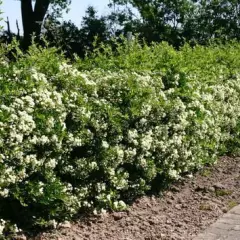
[1,0,240,55]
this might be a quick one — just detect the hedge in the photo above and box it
[0,39,240,233]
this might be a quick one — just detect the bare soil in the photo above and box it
[30,156,240,240]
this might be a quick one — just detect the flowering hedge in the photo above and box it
[0,41,240,232]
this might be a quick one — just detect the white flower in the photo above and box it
[39,135,49,144]
[90,162,97,169]
[0,188,9,197]
[102,141,109,148]
[113,201,118,209]
[168,169,179,179]
[118,200,127,209]
[100,208,107,215]
[46,158,57,168]
[39,187,44,194]
[141,104,152,115]
[128,130,139,145]
[0,219,6,234]
[116,147,124,160]
[49,219,57,229]
[106,194,111,201]
[140,118,147,125]
[141,131,153,150]
[73,137,82,146]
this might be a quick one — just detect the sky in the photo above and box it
[1,0,111,34]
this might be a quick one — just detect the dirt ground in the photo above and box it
[29,156,240,240]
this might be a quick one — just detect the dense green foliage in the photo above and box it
[43,6,110,58]
[2,0,240,56]
[110,0,240,46]
[40,0,240,55]
[0,39,240,236]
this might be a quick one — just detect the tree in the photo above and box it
[109,0,240,46]
[79,6,110,53]
[43,6,110,58]
[20,0,70,48]
[193,0,240,43]
[109,0,195,46]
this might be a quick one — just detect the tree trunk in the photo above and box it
[21,0,50,49]
[21,0,34,48]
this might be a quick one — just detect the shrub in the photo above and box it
[0,39,240,232]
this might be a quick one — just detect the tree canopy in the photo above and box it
[1,0,240,52]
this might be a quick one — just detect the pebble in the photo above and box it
[59,221,72,229]
[177,198,184,204]
[213,183,226,189]
[14,236,27,240]
[113,213,124,221]
[202,195,210,200]
[222,207,228,213]
[208,186,215,192]
[176,222,184,227]
[175,204,182,210]
[165,192,173,197]
[166,219,172,224]
[195,185,206,192]
[171,186,180,192]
